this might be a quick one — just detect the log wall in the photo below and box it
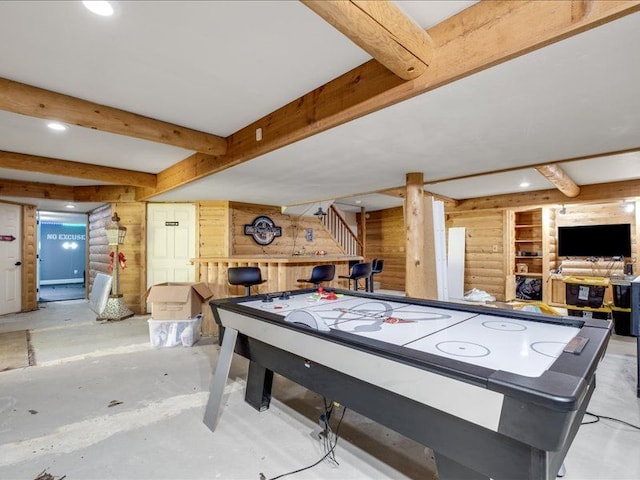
[365,201,636,304]
[88,202,146,315]
[21,204,38,311]
[446,209,508,302]
[88,204,112,305]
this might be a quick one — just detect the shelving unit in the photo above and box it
[514,210,543,277]
[509,208,549,302]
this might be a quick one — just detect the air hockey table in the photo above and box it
[204,289,611,480]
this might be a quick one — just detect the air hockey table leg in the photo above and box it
[557,463,566,477]
[245,360,274,411]
[434,452,488,480]
[637,336,640,398]
[203,326,238,432]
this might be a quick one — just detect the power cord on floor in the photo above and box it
[259,399,347,480]
[582,411,640,430]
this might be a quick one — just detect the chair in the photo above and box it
[297,264,335,289]
[369,259,384,293]
[228,267,265,296]
[339,262,372,291]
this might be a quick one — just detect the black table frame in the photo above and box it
[205,289,611,480]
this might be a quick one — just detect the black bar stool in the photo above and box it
[369,258,384,293]
[297,264,335,289]
[228,267,265,296]
[339,262,372,291]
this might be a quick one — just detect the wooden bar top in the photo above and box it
[191,255,362,264]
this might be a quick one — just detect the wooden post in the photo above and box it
[358,206,367,258]
[405,172,428,298]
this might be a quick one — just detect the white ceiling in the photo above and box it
[0,1,638,213]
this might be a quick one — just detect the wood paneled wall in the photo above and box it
[113,202,146,314]
[228,202,345,256]
[362,207,405,291]
[447,209,508,302]
[198,201,230,257]
[21,205,38,311]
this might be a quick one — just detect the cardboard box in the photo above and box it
[146,282,213,320]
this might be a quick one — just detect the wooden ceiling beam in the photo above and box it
[132,1,640,201]
[378,185,458,208]
[449,178,640,213]
[0,178,74,200]
[535,163,581,197]
[301,0,433,80]
[0,77,227,155]
[136,151,226,200]
[0,150,157,188]
[73,186,138,202]
[0,179,139,203]
[422,147,640,186]
[138,0,638,199]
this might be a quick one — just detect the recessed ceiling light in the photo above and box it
[65,204,76,209]
[47,122,67,131]
[519,181,530,188]
[83,1,114,17]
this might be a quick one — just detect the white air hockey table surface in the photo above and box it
[206,289,612,480]
[242,293,580,378]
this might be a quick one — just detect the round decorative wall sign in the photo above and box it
[244,216,282,246]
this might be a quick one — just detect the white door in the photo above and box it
[147,203,196,289]
[0,204,21,315]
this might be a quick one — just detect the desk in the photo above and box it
[205,290,611,480]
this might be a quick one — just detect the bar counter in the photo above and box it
[191,255,362,298]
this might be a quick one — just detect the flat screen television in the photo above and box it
[557,223,632,258]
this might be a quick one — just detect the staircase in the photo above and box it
[321,205,363,256]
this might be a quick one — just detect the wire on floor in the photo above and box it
[259,399,347,480]
[582,411,640,430]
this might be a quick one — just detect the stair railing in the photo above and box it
[321,205,363,257]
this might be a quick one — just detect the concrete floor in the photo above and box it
[0,299,639,480]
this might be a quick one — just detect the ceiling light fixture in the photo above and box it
[47,122,67,131]
[313,207,327,218]
[83,1,114,17]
